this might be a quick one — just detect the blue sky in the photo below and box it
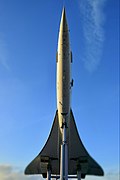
[0,0,119,179]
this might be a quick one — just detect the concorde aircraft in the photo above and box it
[25,7,104,180]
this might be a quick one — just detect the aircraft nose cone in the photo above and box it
[62,7,66,20]
[60,7,68,32]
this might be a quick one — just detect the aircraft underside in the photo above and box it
[25,110,104,179]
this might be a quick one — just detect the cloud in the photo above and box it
[0,164,119,180]
[78,0,106,72]
[85,172,119,180]
[84,167,119,180]
[0,164,43,180]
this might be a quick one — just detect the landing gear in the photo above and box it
[47,165,51,180]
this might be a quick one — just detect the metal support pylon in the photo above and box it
[60,116,68,180]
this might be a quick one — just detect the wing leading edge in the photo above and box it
[25,110,104,178]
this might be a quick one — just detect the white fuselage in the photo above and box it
[56,11,71,129]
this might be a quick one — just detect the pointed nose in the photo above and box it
[60,7,68,32]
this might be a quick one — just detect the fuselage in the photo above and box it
[56,9,71,129]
